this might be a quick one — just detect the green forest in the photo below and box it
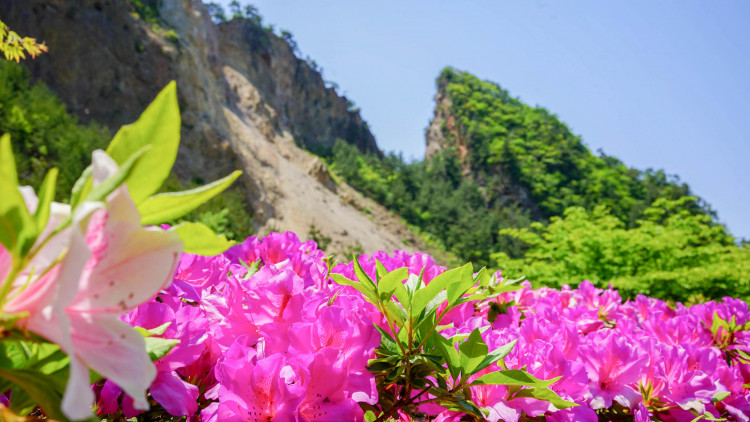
[321,68,749,302]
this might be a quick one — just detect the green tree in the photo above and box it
[493,198,747,302]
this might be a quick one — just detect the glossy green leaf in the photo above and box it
[375,259,388,281]
[434,333,460,380]
[0,171,36,257]
[377,267,409,303]
[134,322,172,337]
[139,170,242,225]
[471,369,559,388]
[446,263,476,305]
[473,339,517,374]
[145,336,179,361]
[374,324,400,354]
[33,168,58,233]
[514,387,578,409]
[411,264,466,317]
[353,257,377,290]
[712,391,731,402]
[171,221,235,256]
[457,399,484,418]
[106,81,180,204]
[331,273,378,304]
[458,328,488,376]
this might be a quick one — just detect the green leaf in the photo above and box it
[412,264,467,317]
[470,369,558,388]
[0,138,36,257]
[0,172,36,257]
[0,133,18,185]
[377,267,409,304]
[457,399,484,418]
[364,410,377,422]
[69,165,93,209]
[374,324,400,354]
[375,259,388,281]
[0,367,69,421]
[384,301,406,326]
[353,257,377,290]
[514,387,578,409]
[138,170,242,225]
[331,273,378,304]
[473,339,517,374]
[711,391,731,402]
[434,333,460,380]
[458,328,488,376]
[144,336,179,361]
[171,221,235,256]
[106,81,180,204]
[33,168,58,232]
[446,263,476,305]
[134,322,172,337]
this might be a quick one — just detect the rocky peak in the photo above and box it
[424,71,471,177]
[217,18,380,157]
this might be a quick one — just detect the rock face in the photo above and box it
[218,19,380,157]
[1,0,423,256]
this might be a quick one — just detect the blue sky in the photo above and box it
[216,1,750,240]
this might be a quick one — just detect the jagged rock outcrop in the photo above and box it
[1,0,423,255]
[218,19,380,157]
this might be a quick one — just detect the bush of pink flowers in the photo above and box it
[88,230,750,422]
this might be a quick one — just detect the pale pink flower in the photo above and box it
[5,151,182,420]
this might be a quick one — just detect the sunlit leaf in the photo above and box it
[171,221,234,256]
[106,81,180,204]
[138,170,242,225]
[470,369,558,388]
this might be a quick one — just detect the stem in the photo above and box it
[0,258,23,307]
[413,306,451,354]
[373,385,440,422]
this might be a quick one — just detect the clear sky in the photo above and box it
[216,1,750,240]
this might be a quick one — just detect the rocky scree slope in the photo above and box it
[0,0,423,256]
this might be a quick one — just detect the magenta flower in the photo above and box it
[579,331,647,409]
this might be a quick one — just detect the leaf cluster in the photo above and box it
[0,20,47,63]
[494,200,748,302]
[332,260,575,420]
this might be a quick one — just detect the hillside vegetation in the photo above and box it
[322,67,748,302]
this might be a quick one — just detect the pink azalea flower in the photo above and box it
[579,331,647,409]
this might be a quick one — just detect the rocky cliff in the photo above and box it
[0,0,423,256]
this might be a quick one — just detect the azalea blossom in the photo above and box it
[4,150,183,420]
